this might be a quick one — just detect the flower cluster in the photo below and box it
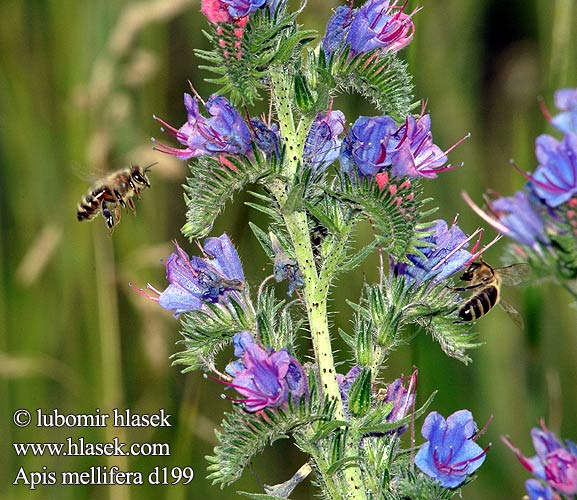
[415,410,489,488]
[340,109,464,182]
[503,420,577,499]
[133,233,246,317]
[465,88,577,255]
[224,332,308,412]
[323,0,417,59]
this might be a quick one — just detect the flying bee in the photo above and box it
[453,259,531,328]
[76,164,153,232]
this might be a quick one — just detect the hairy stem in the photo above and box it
[269,68,367,500]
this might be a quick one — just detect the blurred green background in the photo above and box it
[1,0,576,498]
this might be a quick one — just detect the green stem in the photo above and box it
[269,68,367,500]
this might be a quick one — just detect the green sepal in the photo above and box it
[294,72,316,113]
[357,391,436,435]
[347,367,372,417]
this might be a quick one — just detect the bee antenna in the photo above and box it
[144,162,158,172]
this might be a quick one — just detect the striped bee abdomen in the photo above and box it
[458,285,499,321]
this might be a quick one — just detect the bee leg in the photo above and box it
[102,202,115,231]
[114,189,127,208]
[127,198,136,214]
[114,204,121,224]
[448,283,484,292]
[133,187,141,200]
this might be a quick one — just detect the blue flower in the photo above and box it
[340,115,397,176]
[530,133,577,208]
[391,219,475,286]
[346,0,415,56]
[525,479,556,500]
[415,410,488,488]
[550,88,577,135]
[303,110,345,173]
[462,190,549,251]
[224,332,308,412]
[250,118,280,160]
[270,233,304,296]
[134,234,245,317]
[153,93,252,160]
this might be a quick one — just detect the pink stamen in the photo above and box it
[509,159,566,194]
[473,415,493,440]
[430,226,482,272]
[129,282,160,302]
[461,191,512,236]
[187,80,206,106]
[538,95,553,122]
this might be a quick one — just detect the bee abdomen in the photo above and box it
[459,285,499,321]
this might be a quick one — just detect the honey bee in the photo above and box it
[76,164,153,232]
[453,259,531,328]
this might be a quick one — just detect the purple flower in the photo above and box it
[222,0,266,18]
[304,110,346,173]
[503,421,577,496]
[153,93,252,160]
[525,479,558,500]
[462,190,549,251]
[224,332,308,412]
[415,410,488,488]
[391,219,476,286]
[346,0,415,56]
[322,1,415,60]
[387,114,461,179]
[134,234,245,317]
[530,133,577,208]
[550,88,577,134]
[383,374,415,433]
[340,115,397,176]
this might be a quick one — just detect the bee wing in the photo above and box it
[499,299,524,329]
[497,263,531,286]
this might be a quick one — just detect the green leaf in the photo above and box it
[206,399,322,487]
[171,297,255,372]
